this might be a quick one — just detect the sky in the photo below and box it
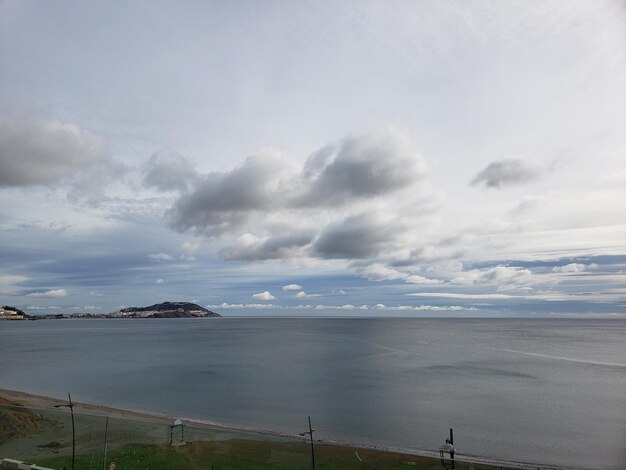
[1,0,625,317]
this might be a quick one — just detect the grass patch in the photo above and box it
[33,440,507,470]
[34,444,188,470]
[180,440,499,470]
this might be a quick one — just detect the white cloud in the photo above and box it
[452,266,534,288]
[282,284,303,291]
[358,264,443,285]
[405,274,444,285]
[180,241,199,261]
[385,305,477,311]
[407,290,626,303]
[26,289,68,298]
[408,292,517,300]
[358,264,406,281]
[209,302,282,309]
[207,302,478,312]
[552,263,590,273]
[155,278,166,284]
[295,291,320,298]
[161,129,439,284]
[220,232,312,261]
[0,274,27,295]
[251,291,275,301]
[148,253,174,261]
[167,129,425,246]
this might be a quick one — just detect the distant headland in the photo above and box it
[0,302,221,320]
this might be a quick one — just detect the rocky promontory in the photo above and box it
[1,302,221,320]
[112,301,221,318]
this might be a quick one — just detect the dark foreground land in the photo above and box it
[0,389,517,470]
[33,441,504,470]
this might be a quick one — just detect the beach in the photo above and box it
[1,387,552,470]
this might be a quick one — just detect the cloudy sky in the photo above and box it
[1,1,625,317]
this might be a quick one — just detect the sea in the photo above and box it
[1,318,624,469]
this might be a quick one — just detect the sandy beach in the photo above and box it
[0,387,309,441]
[0,387,566,470]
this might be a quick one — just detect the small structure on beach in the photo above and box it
[169,418,186,446]
[439,428,456,470]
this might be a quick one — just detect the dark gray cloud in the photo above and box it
[471,159,539,189]
[296,130,425,206]
[0,118,102,187]
[166,152,289,235]
[166,129,425,238]
[219,232,314,261]
[312,213,401,259]
[143,151,201,192]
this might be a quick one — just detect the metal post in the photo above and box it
[69,393,75,470]
[308,416,316,470]
[54,393,76,470]
[299,416,316,470]
[449,428,454,469]
[102,417,109,470]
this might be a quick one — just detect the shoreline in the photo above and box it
[0,388,570,470]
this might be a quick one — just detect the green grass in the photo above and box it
[33,444,188,470]
[33,440,506,470]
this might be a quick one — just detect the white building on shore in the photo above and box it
[0,306,26,320]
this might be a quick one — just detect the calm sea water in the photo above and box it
[1,318,624,469]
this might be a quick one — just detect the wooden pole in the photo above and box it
[68,393,75,470]
[308,416,316,470]
[53,394,76,470]
[102,417,109,470]
[449,428,455,469]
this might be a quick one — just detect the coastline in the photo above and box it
[0,388,569,470]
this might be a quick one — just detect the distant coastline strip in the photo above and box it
[206,303,478,311]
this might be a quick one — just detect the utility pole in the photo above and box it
[449,428,455,464]
[54,393,76,470]
[299,416,316,470]
[102,417,109,470]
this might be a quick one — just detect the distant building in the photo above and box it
[0,306,27,320]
